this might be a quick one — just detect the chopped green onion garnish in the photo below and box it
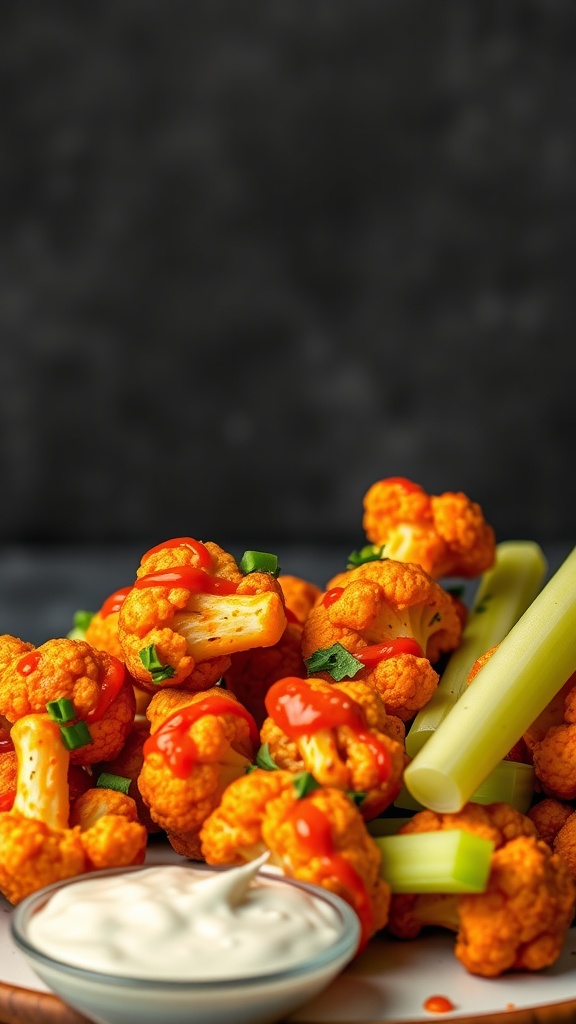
[375,829,494,893]
[347,543,386,569]
[139,644,176,683]
[305,642,363,681]
[96,772,131,795]
[239,550,280,576]
[293,772,321,799]
[255,743,279,771]
[66,609,95,640]
[406,541,548,758]
[59,720,93,751]
[404,545,576,813]
[46,698,76,724]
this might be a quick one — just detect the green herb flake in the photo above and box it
[139,644,176,683]
[293,772,321,799]
[59,720,93,751]
[46,697,76,724]
[347,543,386,569]
[96,772,132,795]
[239,550,280,576]
[305,642,364,681]
[255,743,279,771]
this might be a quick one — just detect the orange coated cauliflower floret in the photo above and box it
[225,621,307,728]
[528,673,576,800]
[69,786,148,871]
[386,802,575,977]
[118,537,286,692]
[84,587,132,662]
[361,476,496,579]
[0,635,136,764]
[528,798,574,847]
[137,686,258,859]
[301,559,462,721]
[0,713,147,904]
[200,768,390,950]
[260,676,406,819]
[277,574,323,624]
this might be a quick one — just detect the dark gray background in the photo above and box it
[1,1,575,554]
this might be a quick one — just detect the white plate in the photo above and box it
[1,841,576,1024]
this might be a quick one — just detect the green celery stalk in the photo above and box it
[394,758,535,814]
[403,546,576,813]
[406,541,547,758]
[374,830,494,893]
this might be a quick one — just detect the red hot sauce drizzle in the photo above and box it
[143,695,259,779]
[134,565,238,596]
[265,678,391,786]
[84,657,127,723]
[16,651,42,677]
[423,995,456,1014]
[286,796,374,951]
[141,537,213,570]
[99,586,132,618]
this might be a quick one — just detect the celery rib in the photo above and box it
[406,541,547,758]
[374,830,494,893]
[403,546,576,813]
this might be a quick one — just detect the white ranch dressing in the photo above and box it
[27,858,345,981]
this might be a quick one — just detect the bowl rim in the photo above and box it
[11,862,361,990]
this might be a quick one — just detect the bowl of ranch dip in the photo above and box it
[11,856,361,1024]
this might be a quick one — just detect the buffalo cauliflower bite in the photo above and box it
[260,676,406,818]
[527,674,576,800]
[84,586,132,662]
[301,560,462,721]
[200,768,390,950]
[118,537,287,692]
[277,575,323,624]
[225,621,307,728]
[0,636,136,764]
[386,803,575,977]
[0,713,147,904]
[528,798,574,847]
[137,686,258,858]
[68,786,147,871]
[362,477,496,579]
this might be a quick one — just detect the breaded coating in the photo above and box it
[118,538,287,691]
[302,559,462,720]
[530,674,576,800]
[137,687,257,858]
[362,477,495,579]
[528,798,575,847]
[225,622,307,728]
[94,719,160,832]
[278,575,323,624]
[70,788,147,871]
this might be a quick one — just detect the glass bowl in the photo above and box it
[11,863,361,1024]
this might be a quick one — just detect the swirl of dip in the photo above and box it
[26,858,347,981]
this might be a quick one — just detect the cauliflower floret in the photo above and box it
[301,559,462,720]
[362,477,495,579]
[0,713,147,903]
[137,687,257,858]
[278,574,323,624]
[200,768,389,950]
[118,538,287,692]
[225,622,307,728]
[386,803,575,977]
[528,798,574,847]
[261,676,406,819]
[69,787,147,871]
[0,636,136,765]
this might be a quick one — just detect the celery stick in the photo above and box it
[395,759,535,814]
[403,546,576,813]
[374,830,494,893]
[406,541,547,757]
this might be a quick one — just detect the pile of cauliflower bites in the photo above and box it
[0,476,575,978]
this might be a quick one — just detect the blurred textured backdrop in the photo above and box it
[1,0,575,551]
